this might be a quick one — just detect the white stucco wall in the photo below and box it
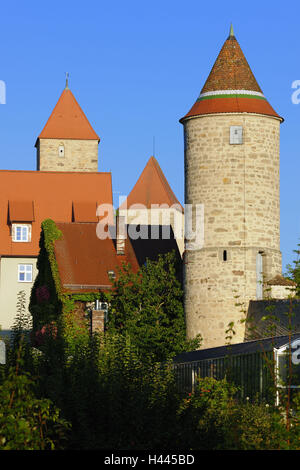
[0,257,38,331]
[269,285,296,300]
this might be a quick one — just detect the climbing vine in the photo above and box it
[29,219,105,349]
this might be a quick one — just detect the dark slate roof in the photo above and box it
[173,334,300,364]
[245,299,300,340]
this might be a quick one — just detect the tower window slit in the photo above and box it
[223,250,227,261]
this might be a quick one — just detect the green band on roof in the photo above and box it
[197,94,267,102]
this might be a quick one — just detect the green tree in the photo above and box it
[0,344,70,450]
[285,242,300,296]
[105,251,201,362]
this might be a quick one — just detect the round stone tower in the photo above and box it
[180,26,284,349]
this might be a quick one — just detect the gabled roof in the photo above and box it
[0,170,112,257]
[120,156,183,210]
[180,27,282,122]
[36,87,100,144]
[54,222,140,293]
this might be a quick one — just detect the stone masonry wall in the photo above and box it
[37,138,98,172]
[183,113,282,349]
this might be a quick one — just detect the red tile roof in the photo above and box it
[54,222,140,293]
[36,88,100,143]
[180,32,282,122]
[72,201,99,222]
[8,201,35,222]
[183,96,281,120]
[0,170,112,257]
[120,156,183,210]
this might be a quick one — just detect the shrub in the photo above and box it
[176,377,290,450]
[0,348,70,450]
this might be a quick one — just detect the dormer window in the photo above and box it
[230,126,243,145]
[8,201,34,243]
[58,145,65,157]
[12,224,31,242]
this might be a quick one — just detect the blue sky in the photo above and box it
[0,0,299,271]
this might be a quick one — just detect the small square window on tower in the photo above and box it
[230,126,243,145]
[58,145,65,157]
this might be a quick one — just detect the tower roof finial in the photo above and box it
[229,23,235,39]
[65,72,69,90]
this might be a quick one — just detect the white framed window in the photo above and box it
[230,126,243,145]
[12,224,31,242]
[18,264,33,283]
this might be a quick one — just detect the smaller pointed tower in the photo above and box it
[35,76,100,172]
[119,156,184,255]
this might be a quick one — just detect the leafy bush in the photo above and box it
[0,348,70,450]
[228,400,286,450]
[106,251,201,362]
[176,377,238,449]
[7,251,300,450]
[175,377,294,450]
[33,331,180,450]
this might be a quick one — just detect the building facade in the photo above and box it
[0,170,112,333]
[0,81,183,334]
[0,82,111,333]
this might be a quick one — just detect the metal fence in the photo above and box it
[173,350,275,402]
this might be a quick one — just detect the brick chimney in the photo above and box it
[116,214,126,255]
[90,309,105,334]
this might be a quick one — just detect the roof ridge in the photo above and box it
[150,156,181,207]
[66,89,100,140]
[119,156,182,210]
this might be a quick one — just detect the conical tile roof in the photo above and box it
[119,156,182,210]
[180,28,282,122]
[37,87,100,143]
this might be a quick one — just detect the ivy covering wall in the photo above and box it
[29,219,104,348]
